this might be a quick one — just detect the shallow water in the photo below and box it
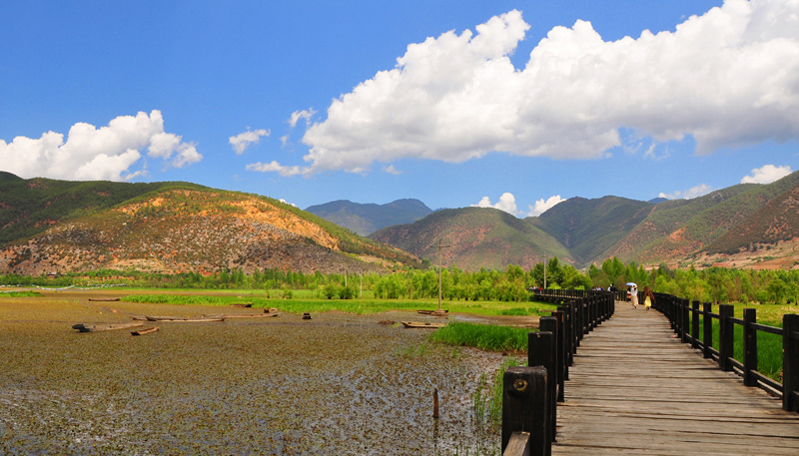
[0,298,507,455]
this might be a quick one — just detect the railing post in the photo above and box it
[557,305,572,375]
[743,308,758,387]
[719,304,735,372]
[528,330,555,452]
[502,366,549,456]
[584,296,591,332]
[574,299,583,346]
[531,321,557,444]
[691,301,700,350]
[703,303,713,359]
[783,314,799,412]
[551,310,567,393]
[681,299,690,344]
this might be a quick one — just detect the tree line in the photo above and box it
[3,257,799,305]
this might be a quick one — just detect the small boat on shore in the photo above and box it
[88,297,120,302]
[72,322,144,333]
[417,309,448,316]
[131,326,159,336]
[401,321,447,329]
[230,303,252,308]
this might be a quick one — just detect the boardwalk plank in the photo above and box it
[552,302,799,455]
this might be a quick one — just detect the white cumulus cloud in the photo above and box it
[229,128,270,155]
[257,1,799,176]
[0,110,200,181]
[528,195,566,216]
[245,161,303,177]
[659,184,714,200]
[740,164,792,184]
[289,109,317,128]
[473,192,518,215]
[383,164,402,175]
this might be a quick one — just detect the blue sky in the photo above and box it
[2,0,798,217]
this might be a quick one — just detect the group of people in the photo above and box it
[628,283,655,310]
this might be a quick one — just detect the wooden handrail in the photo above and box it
[502,289,615,455]
[653,293,799,413]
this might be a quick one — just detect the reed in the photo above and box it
[430,322,531,352]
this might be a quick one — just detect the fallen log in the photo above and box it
[401,321,446,329]
[72,322,144,333]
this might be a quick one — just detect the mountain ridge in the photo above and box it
[4,170,799,274]
[305,198,432,236]
[0,175,421,275]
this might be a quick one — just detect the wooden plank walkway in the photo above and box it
[553,302,799,455]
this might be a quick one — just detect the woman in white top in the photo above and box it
[631,284,639,309]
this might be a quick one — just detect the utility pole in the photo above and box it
[544,256,547,290]
[437,239,450,310]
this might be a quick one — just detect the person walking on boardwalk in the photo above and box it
[630,283,639,309]
[642,285,655,311]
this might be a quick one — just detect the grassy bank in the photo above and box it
[430,322,532,352]
[121,292,559,316]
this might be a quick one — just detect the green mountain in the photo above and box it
[607,171,799,264]
[5,169,799,275]
[527,196,654,265]
[0,173,420,275]
[369,207,572,270]
[305,199,432,236]
[370,171,799,270]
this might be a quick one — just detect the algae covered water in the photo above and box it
[0,298,505,455]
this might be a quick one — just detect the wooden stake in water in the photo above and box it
[433,388,439,419]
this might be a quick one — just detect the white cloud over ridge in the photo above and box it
[0,110,200,181]
[528,195,566,216]
[229,129,270,154]
[659,184,714,200]
[473,192,519,215]
[740,164,792,184]
[256,1,799,176]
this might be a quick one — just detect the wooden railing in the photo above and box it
[652,293,799,414]
[501,290,615,456]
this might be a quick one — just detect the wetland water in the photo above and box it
[0,294,507,455]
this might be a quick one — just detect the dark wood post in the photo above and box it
[718,304,735,372]
[703,303,713,359]
[557,305,572,375]
[574,299,585,347]
[743,308,758,387]
[548,312,566,402]
[529,328,556,445]
[667,295,676,331]
[691,301,700,350]
[502,366,549,456]
[783,314,799,412]
[584,295,591,331]
[569,300,579,353]
[681,299,690,344]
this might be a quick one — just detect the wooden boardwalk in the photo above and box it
[553,302,799,455]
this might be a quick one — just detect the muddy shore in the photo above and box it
[0,293,513,455]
